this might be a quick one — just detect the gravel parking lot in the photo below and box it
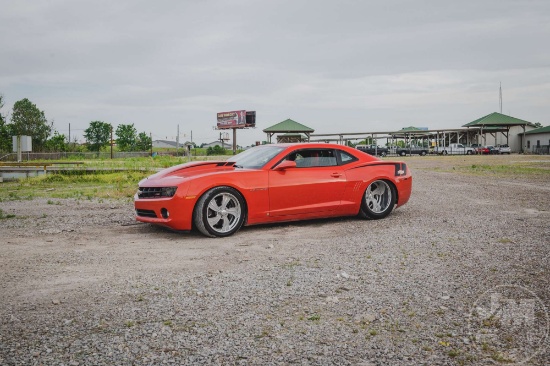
[1,156,549,365]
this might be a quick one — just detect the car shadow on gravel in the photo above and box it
[127,209,408,239]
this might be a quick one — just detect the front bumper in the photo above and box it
[134,193,195,231]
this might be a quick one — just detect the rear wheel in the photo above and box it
[359,180,397,219]
[400,151,406,156]
[193,187,246,237]
[380,152,387,157]
[420,150,427,156]
[467,150,473,155]
[443,150,448,155]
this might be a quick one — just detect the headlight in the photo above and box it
[161,187,178,197]
[137,186,178,198]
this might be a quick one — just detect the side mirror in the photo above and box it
[274,160,297,171]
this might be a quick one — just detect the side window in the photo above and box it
[288,149,337,167]
[527,141,531,148]
[338,150,358,165]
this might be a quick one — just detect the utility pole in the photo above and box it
[176,124,180,156]
[68,123,71,151]
[499,82,502,114]
[110,125,113,159]
[232,128,237,155]
[150,132,153,156]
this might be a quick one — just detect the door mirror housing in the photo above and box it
[274,160,297,171]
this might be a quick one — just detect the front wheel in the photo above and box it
[443,150,448,155]
[467,150,472,155]
[380,152,387,157]
[420,151,427,156]
[400,151,406,156]
[193,187,246,237]
[359,180,397,220]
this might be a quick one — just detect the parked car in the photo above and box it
[396,146,429,156]
[478,145,498,155]
[470,144,483,154]
[135,143,413,237]
[494,144,511,154]
[356,144,388,157]
[434,143,475,155]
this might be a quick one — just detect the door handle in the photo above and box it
[331,173,342,178]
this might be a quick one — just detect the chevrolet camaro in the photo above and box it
[134,143,412,237]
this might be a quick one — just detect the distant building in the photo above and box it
[202,141,232,149]
[153,140,193,149]
[522,126,550,154]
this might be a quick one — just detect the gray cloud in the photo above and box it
[1,0,549,144]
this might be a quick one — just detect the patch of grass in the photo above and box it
[369,329,378,336]
[125,320,135,327]
[163,320,173,327]
[282,259,301,269]
[307,314,321,321]
[0,209,16,219]
[448,349,460,357]
[459,162,550,178]
[498,238,513,244]
[0,170,152,201]
[491,352,513,363]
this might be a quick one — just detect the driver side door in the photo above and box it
[268,148,347,217]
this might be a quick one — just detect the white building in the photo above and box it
[522,126,550,154]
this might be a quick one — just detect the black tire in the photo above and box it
[358,180,397,220]
[380,152,387,157]
[420,151,427,156]
[400,151,406,156]
[443,150,448,155]
[466,150,472,155]
[193,186,246,237]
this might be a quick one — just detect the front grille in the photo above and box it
[136,209,157,218]
[137,186,177,199]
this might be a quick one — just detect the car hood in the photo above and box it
[139,161,242,186]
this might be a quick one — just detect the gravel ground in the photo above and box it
[1,157,549,365]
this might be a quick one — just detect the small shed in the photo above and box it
[263,119,315,143]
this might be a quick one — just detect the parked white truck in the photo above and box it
[435,143,475,155]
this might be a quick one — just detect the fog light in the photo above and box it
[161,208,169,219]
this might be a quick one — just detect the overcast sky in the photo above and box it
[1,0,549,145]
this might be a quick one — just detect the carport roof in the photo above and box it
[263,119,315,133]
[462,112,536,127]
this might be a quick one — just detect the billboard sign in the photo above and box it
[217,110,246,129]
[245,111,256,127]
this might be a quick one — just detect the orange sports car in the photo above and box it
[134,143,412,237]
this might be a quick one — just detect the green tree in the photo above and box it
[0,95,12,152]
[115,123,137,151]
[206,145,225,155]
[10,98,52,150]
[45,131,68,152]
[533,122,543,128]
[357,137,374,146]
[84,121,111,152]
[135,132,152,151]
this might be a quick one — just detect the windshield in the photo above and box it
[227,145,285,169]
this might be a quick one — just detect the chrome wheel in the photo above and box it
[206,192,242,234]
[364,180,392,214]
[194,187,246,237]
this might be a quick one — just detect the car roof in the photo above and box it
[264,143,351,149]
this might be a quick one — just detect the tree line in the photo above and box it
[0,95,151,153]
